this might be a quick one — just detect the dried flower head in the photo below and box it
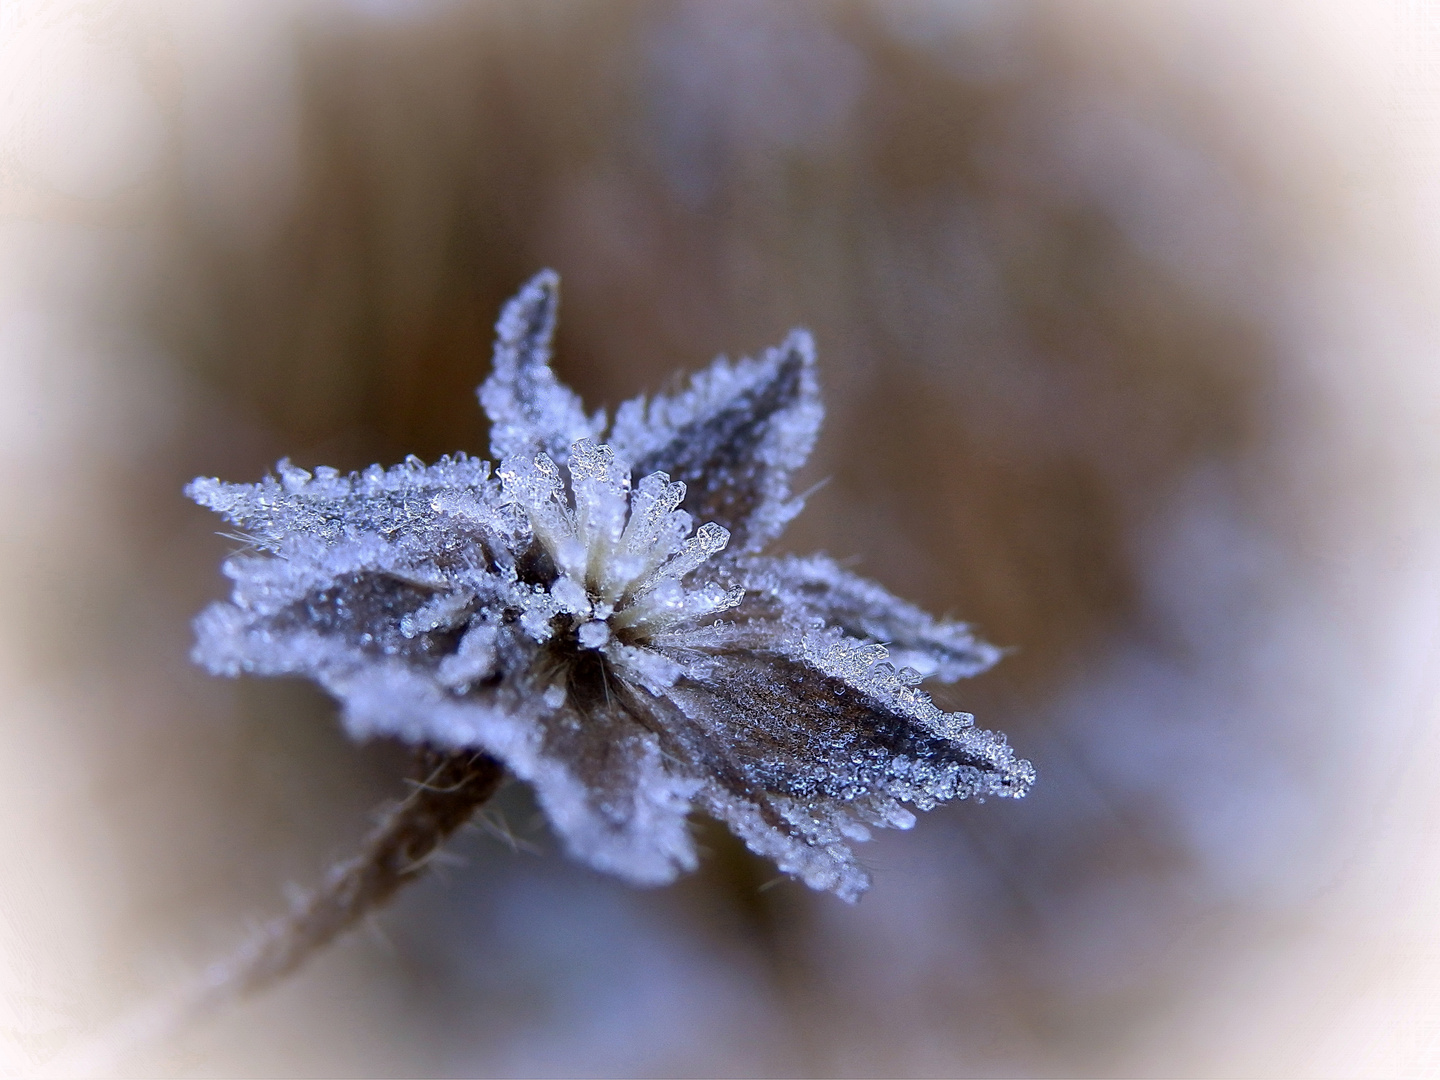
[188,271,1034,901]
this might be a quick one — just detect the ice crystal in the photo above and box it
[188,270,1034,901]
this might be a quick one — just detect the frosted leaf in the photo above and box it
[695,785,873,902]
[479,269,605,466]
[724,553,1002,682]
[188,270,1033,902]
[659,638,1032,895]
[187,454,497,556]
[190,534,531,751]
[525,699,701,884]
[617,580,745,638]
[609,329,821,551]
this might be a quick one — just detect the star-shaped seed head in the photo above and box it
[188,270,1034,901]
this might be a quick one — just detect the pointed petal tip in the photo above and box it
[482,271,603,463]
[773,328,820,409]
[779,327,817,365]
[495,269,561,352]
[996,754,1037,797]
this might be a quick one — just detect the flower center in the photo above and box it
[499,440,743,646]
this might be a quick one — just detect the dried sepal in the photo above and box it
[724,553,1002,682]
[609,329,822,551]
[480,270,605,466]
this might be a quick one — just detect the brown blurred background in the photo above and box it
[4,0,1440,1075]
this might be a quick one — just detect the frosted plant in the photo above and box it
[189,270,1034,908]
[55,272,1035,1069]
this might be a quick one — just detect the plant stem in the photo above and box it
[54,748,505,1076]
[201,748,505,999]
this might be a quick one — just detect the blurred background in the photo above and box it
[4,0,1440,1074]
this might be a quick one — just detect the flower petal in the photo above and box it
[479,269,605,465]
[187,454,500,555]
[523,690,701,886]
[727,554,1002,682]
[608,329,821,551]
[192,532,526,737]
[659,641,1033,899]
[187,272,1036,904]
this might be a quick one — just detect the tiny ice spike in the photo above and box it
[188,270,1034,901]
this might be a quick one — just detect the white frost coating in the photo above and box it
[500,437,745,686]
[698,785,872,902]
[633,521,732,597]
[520,733,702,886]
[187,453,496,552]
[577,621,610,649]
[188,270,1033,900]
[609,330,819,467]
[400,590,475,639]
[608,329,823,551]
[480,270,605,466]
[728,552,1002,682]
[437,622,499,690]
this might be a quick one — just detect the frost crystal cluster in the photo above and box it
[189,271,1034,900]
